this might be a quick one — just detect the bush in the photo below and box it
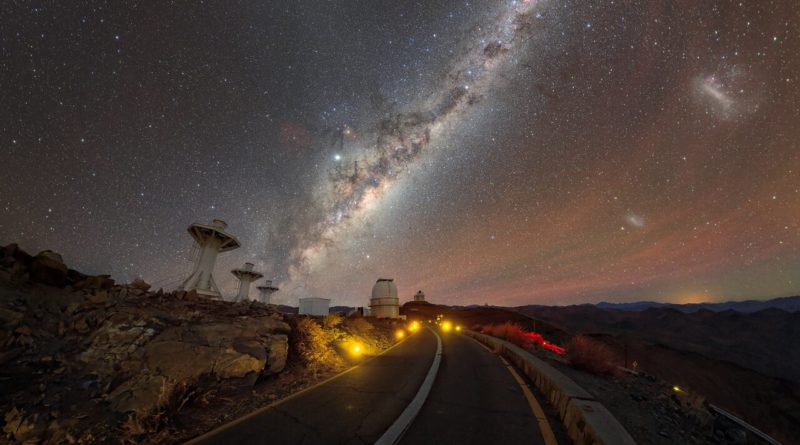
[503,323,534,350]
[322,312,343,329]
[490,322,509,339]
[120,378,197,442]
[347,317,374,335]
[479,322,567,355]
[293,318,341,377]
[566,335,621,376]
[480,322,533,349]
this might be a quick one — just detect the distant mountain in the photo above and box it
[330,306,355,314]
[274,305,355,314]
[593,295,800,313]
[275,304,298,314]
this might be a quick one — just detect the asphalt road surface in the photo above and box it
[186,327,438,445]
[398,330,546,444]
[186,326,547,445]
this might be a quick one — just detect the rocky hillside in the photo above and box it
[518,304,800,444]
[0,243,290,444]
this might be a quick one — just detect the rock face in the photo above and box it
[92,317,290,417]
[29,251,68,287]
[130,277,151,291]
[0,243,291,444]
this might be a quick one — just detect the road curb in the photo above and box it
[465,330,637,445]
[375,326,442,445]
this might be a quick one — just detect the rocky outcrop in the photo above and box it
[29,251,68,287]
[91,316,290,417]
[0,243,291,444]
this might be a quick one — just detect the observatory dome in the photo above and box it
[369,278,400,318]
[372,278,398,299]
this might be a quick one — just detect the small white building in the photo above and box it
[413,290,426,302]
[370,278,400,318]
[299,297,330,316]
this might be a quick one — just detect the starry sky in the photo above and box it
[1,1,799,307]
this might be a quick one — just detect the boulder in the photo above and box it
[215,351,265,379]
[4,243,33,267]
[66,268,88,286]
[74,275,115,290]
[265,334,288,374]
[86,290,109,305]
[107,374,170,416]
[3,407,40,443]
[102,318,289,416]
[233,338,268,361]
[184,289,199,301]
[29,250,68,287]
[142,335,268,380]
[129,278,151,291]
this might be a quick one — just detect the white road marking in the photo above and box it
[375,326,442,445]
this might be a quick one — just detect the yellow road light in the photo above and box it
[441,321,452,332]
[395,330,406,339]
[409,321,420,332]
[352,345,361,354]
[455,325,462,332]
[672,385,682,393]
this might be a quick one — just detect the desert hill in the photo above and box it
[0,243,394,444]
[517,304,800,444]
[593,295,800,313]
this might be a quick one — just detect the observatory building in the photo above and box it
[299,297,330,316]
[257,280,279,305]
[231,262,263,302]
[177,219,240,299]
[370,278,400,318]
[413,290,426,302]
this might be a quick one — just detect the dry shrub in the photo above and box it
[293,318,341,377]
[482,322,533,349]
[347,317,374,335]
[566,335,621,376]
[490,323,509,339]
[120,379,197,443]
[323,312,343,329]
[503,324,534,350]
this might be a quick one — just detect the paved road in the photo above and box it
[399,330,546,444]
[186,327,438,445]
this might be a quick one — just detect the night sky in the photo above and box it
[1,1,798,307]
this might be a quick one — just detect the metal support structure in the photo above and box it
[231,262,264,302]
[177,219,240,299]
[257,280,279,304]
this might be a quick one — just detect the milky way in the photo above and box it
[285,1,541,289]
[1,1,798,307]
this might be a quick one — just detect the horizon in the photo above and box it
[5,235,798,309]
[1,1,798,308]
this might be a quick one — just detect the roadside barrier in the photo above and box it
[465,330,637,445]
